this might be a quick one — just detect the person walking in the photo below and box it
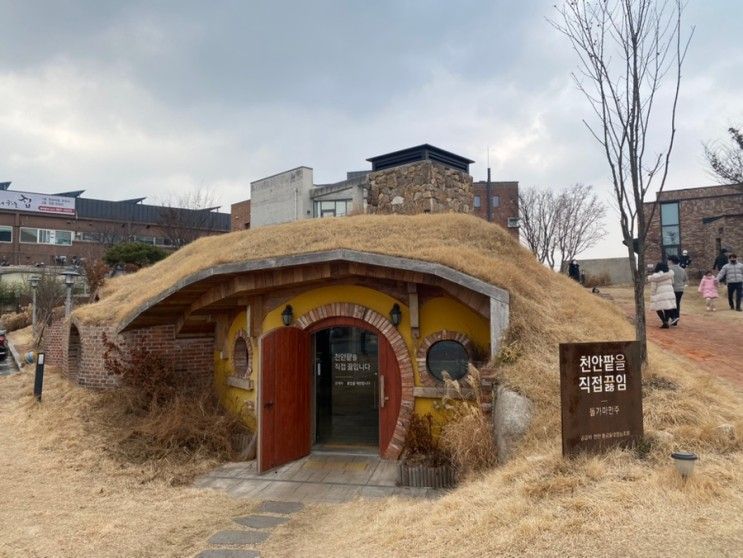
[717,253,743,311]
[713,248,729,273]
[698,270,719,312]
[667,255,688,326]
[679,249,692,269]
[648,262,676,328]
[568,260,581,283]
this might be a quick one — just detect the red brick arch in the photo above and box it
[295,303,414,459]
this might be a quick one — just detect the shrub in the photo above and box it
[82,258,109,297]
[401,413,450,467]
[101,334,243,469]
[439,365,498,478]
[0,305,32,331]
[103,242,167,268]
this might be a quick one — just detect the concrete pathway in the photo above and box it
[195,451,437,503]
[195,500,304,558]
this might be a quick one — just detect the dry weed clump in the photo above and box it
[439,366,498,478]
[0,304,31,331]
[102,335,244,480]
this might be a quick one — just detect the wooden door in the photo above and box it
[378,334,401,458]
[259,327,311,473]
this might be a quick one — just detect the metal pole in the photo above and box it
[33,352,46,402]
[32,288,37,331]
[65,284,72,317]
[486,167,493,222]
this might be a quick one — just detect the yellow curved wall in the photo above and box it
[214,284,490,433]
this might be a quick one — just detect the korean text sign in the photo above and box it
[559,341,642,457]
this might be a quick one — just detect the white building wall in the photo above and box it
[250,167,314,228]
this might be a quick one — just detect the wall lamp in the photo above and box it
[389,303,402,327]
[281,305,294,326]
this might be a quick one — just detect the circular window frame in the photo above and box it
[416,331,473,386]
[425,340,469,381]
[232,331,252,380]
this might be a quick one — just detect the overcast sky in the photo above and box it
[1,1,741,257]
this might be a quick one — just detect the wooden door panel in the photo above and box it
[260,327,310,472]
[378,335,401,457]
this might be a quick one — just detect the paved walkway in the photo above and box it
[604,288,743,388]
[195,500,303,558]
[195,451,437,503]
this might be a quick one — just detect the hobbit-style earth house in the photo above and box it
[46,214,513,472]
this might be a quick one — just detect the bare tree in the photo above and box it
[704,127,743,184]
[158,187,221,248]
[552,0,692,363]
[519,184,607,270]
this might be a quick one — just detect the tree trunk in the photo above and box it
[632,245,648,365]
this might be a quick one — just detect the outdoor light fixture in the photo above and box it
[281,305,294,326]
[671,451,698,479]
[389,303,402,327]
[29,275,40,331]
[61,270,80,318]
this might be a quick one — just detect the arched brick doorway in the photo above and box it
[68,324,82,379]
[296,303,413,460]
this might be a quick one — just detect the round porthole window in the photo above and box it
[426,340,469,381]
[233,337,251,379]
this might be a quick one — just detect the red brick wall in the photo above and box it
[230,200,251,231]
[46,317,214,390]
[472,181,519,238]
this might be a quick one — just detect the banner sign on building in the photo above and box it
[0,190,76,216]
[559,340,643,457]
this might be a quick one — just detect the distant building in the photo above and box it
[236,144,520,235]
[644,183,743,275]
[0,182,230,266]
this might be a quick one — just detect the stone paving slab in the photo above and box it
[233,515,290,529]
[256,500,304,514]
[207,530,270,546]
[195,550,260,558]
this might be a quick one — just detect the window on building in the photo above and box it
[20,227,73,246]
[314,200,351,218]
[473,195,481,208]
[492,195,500,208]
[659,202,680,254]
[426,340,469,381]
[0,226,11,243]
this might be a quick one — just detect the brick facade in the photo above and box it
[471,180,519,237]
[644,184,743,277]
[45,318,214,390]
[230,200,251,231]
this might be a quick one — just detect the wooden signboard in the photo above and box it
[559,341,643,457]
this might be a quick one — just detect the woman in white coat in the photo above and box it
[648,262,677,329]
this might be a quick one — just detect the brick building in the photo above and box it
[0,182,231,265]
[234,144,520,235]
[644,183,743,276]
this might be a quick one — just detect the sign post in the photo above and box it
[560,341,643,457]
[33,352,46,402]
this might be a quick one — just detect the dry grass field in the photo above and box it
[1,215,741,556]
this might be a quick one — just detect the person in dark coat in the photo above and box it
[679,249,692,269]
[713,248,729,273]
[568,260,581,282]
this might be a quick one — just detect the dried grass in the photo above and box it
[260,346,743,557]
[0,368,252,557]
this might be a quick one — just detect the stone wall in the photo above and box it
[45,317,214,390]
[367,161,473,215]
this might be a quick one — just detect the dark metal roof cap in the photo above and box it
[366,144,475,173]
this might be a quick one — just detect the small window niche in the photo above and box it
[227,335,254,390]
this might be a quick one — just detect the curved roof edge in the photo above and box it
[116,249,510,333]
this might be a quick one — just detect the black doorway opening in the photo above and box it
[314,327,379,448]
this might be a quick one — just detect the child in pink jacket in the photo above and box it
[698,270,719,311]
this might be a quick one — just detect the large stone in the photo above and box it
[493,385,533,463]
